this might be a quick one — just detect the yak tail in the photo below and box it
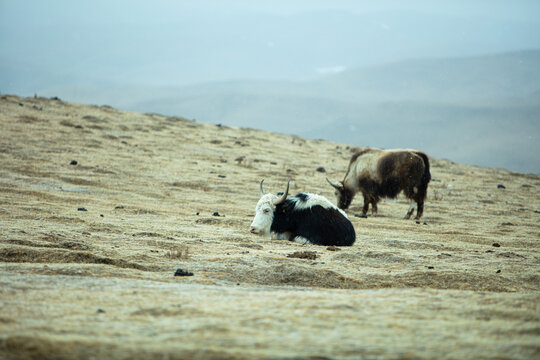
[415,151,431,199]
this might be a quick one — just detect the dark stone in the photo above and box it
[174,268,194,277]
[496,269,501,274]
[326,246,341,251]
[316,167,326,173]
[70,160,78,165]
[114,205,125,209]
[287,251,318,260]
[212,212,221,216]
[497,184,506,189]
[218,175,226,178]
[427,266,434,269]
[492,243,501,247]
[77,207,87,211]
[196,212,200,215]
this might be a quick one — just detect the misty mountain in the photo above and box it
[2,7,540,92]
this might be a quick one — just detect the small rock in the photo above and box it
[77,207,87,212]
[235,156,245,164]
[496,269,501,274]
[316,167,326,173]
[114,205,125,209]
[492,243,501,247]
[70,160,78,165]
[196,212,200,215]
[174,268,194,277]
[96,309,106,313]
[326,246,341,251]
[100,214,104,217]
[426,266,434,269]
[212,212,221,217]
[270,161,278,165]
[497,184,506,189]
[218,175,226,178]
[287,251,318,260]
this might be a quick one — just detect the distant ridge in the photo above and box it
[36,50,540,173]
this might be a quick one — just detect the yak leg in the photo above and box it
[405,200,415,219]
[415,200,424,220]
[293,236,310,245]
[371,200,378,215]
[361,194,370,217]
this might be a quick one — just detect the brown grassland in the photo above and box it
[0,95,539,359]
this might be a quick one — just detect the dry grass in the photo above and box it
[0,94,539,360]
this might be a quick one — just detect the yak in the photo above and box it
[250,179,355,246]
[327,148,431,219]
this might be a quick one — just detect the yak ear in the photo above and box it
[326,177,344,190]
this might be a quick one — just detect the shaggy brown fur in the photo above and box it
[328,149,431,219]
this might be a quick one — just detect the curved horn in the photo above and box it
[273,179,290,205]
[259,179,265,195]
[326,177,342,190]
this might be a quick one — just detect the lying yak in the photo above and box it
[249,179,355,246]
[327,148,431,219]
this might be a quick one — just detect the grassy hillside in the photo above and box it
[1,95,539,359]
[37,50,540,172]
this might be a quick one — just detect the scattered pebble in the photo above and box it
[218,175,226,178]
[100,214,104,217]
[196,212,200,215]
[287,251,318,260]
[496,269,501,274]
[316,167,326,173]
[69,160,78,165]
[427,266,435,269]
[492,243,501,247]
[212,212,221,217]
[77,207,87,212]
[174,268,194,277]
[326,246,341,251]
[114,205,125,209]
[96,309,106,313]
[497,184,506,189]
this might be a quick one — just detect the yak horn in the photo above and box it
[273,179,290,205]
[326,177,342,189]
[260,179,266,195]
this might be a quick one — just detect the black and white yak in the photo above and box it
[249,180,356,246]
[327,148,431,219]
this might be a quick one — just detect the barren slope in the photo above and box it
[0,95,539,359]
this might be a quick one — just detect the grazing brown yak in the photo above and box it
[327,148,431,219]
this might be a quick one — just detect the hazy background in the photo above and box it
[1,0,539,173]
